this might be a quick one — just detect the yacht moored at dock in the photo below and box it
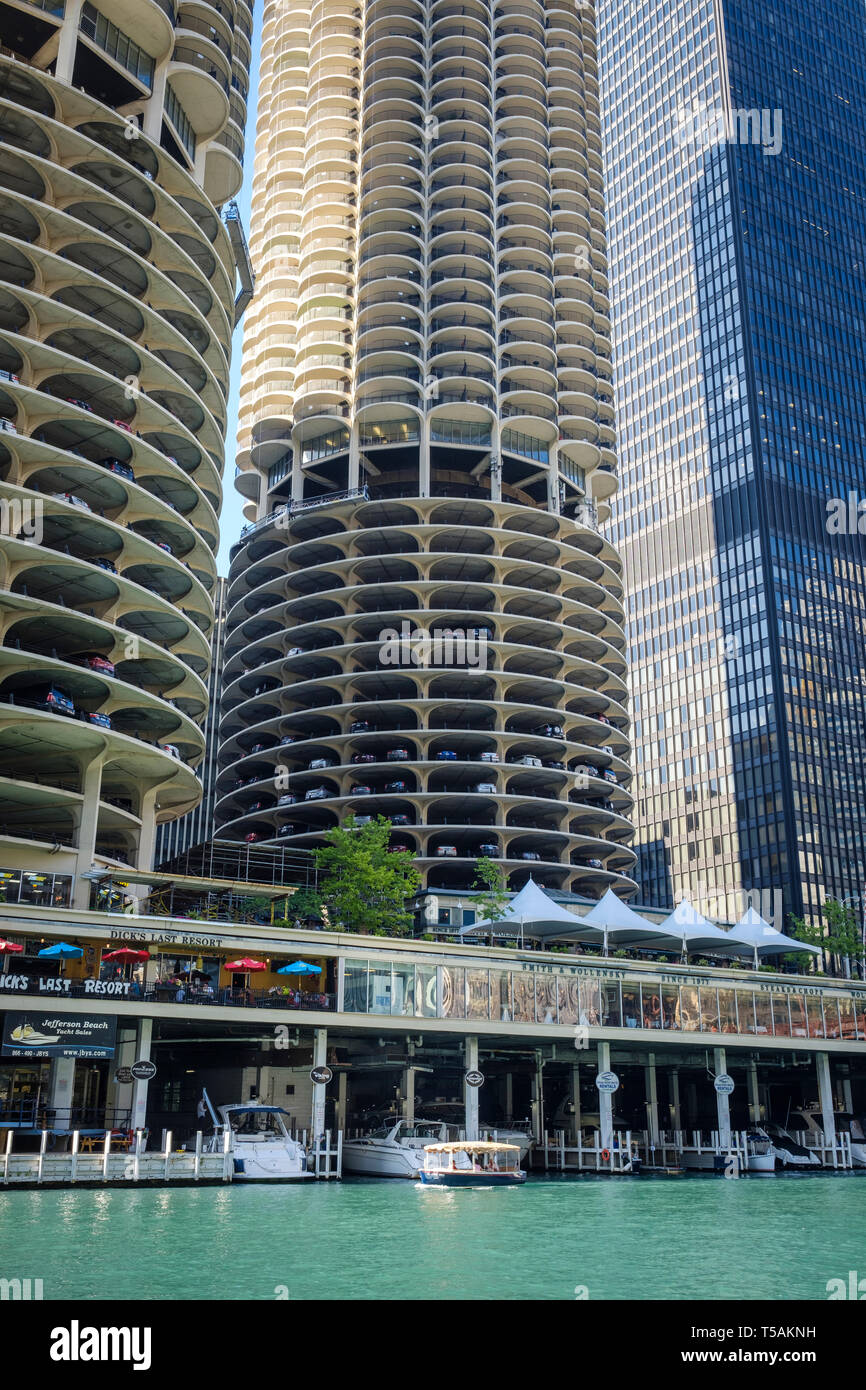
[200,1098,311,1181]
[343,1119,447,1178]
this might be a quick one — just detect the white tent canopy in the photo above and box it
[458,877,594,942]
[728,904,822,959]
[658,899,751,958]
[580,888,677,949]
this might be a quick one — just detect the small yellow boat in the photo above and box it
[419,1140,526,1186]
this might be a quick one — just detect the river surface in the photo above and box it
[2,1173,864,1300]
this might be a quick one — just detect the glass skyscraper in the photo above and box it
[598,0,866,924]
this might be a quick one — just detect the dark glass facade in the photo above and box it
[598,0,866,923]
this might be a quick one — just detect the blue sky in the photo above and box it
[215,4,263,576]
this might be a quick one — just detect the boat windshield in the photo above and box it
[228,1110,288,1140]
[836,1113,866,1142]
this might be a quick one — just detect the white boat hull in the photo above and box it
[746,1153,776,1174]
[230,1143,312,1180]
[342,1142,425,1179]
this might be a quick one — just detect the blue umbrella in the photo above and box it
[38,942,83,977]
[277,960,319,975]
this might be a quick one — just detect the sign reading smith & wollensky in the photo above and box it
[1,1011,117,1058]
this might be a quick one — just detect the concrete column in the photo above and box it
[130,1018,153,1133]
[71,754,105,908]
[401,1066,415,1126]
[464,1036,479,1141]
[842,1077,853,1112]
[142,61,169,142]
[714,1047,731,1149]
[530,1050,544,1142]
[335,1071,348,1134]
[644,1052,660,1146]
[504,1071,513,1122]
[570,1063,581,1142]
[597,1041,613,1154]
[136,787,160,873]
[55,0,85,84]
[747,1059,760,1125]
[816,1052,837,1155]
[670,1068,682,1132]
[46,1057,76,1132]
[311,1028,328,1143]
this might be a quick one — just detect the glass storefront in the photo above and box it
[0,870,72,907]
[341,959,866,1040]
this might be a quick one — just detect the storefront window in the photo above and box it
[441,966,466,1019]
[579,976,601,1026]
[661,984,680,1029]
[753,993,773,1035]
[823,998,840,1039]
[699,988,720,1032]
[838,996,857,1040]
[391,965,415,1016]
[601,980,621,1027]
[718,988,738,1033]
[344,959,368,1012]
[679,985,700,1031]
[736,991,757,1033]
[491,970,511,1022]
[640,984,662,1029]
[789,994,809,1038]
[415,964,438,1018]
[557,975,581,1026]
[805,995,825,1039]
[0,870,20,904]
[512,972,535,1024]
[536,975,557,1024]
[467,969,489,1020]
[20,873,54,906]
[621,986,640,1028]
[772,995,791,1037]
[368,967,393,1015]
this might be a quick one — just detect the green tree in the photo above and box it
[471,856,510,925]
[282,886,324,927]
[313,816,421,936]
[789,898,866,976]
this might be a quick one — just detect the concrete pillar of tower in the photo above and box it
[464,1036,479,1141]
[335,1071,348,1134]
[130,1017,153,1133]
[142,62,169,142]
[597,1041,613,1154]
[530,1050,544,1143]
[714,1047,731,1149]
[55,0,85,84]
[504,1070,513,1122]
[419,414,431,498]
[71,753,105,908]
[46,1057,76,1132]
[311,1028,328,1142]
[816,1052,837,1155]
[401,1066,415,1126]
[842,1076,853,1112]
[644,1052,660,1146]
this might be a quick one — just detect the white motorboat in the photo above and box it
[788,1107,866,1168]
[343,1119,448,1178]
[745,1130,777,1174]
[479,1122,534,1162]
[196,1094,311,1180]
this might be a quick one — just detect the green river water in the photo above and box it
[1,1173,864,1300]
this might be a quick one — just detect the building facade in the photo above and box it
[218,0,638,900]
[598,0,866,923]
[0,0,253,903]
[155,575,228,862]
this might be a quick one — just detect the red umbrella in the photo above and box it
[102,947,150,961]
[0,939,23,953]
[224,957,267,971]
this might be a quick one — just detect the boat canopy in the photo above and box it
[423,1141,521,1153]
[221,1105,291,1116]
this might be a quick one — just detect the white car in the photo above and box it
[52,491,91,511]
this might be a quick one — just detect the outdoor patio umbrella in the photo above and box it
[579,888,678,955]
[657,900,751,962]
[277,960,320,975]
[458,877,595,946]
[102,948,150,961]
[727,905,823,970]
[38,941,83,977]
[224,957,267,971]
[0,938,24,953]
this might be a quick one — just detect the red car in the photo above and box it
[79,655,115,676]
